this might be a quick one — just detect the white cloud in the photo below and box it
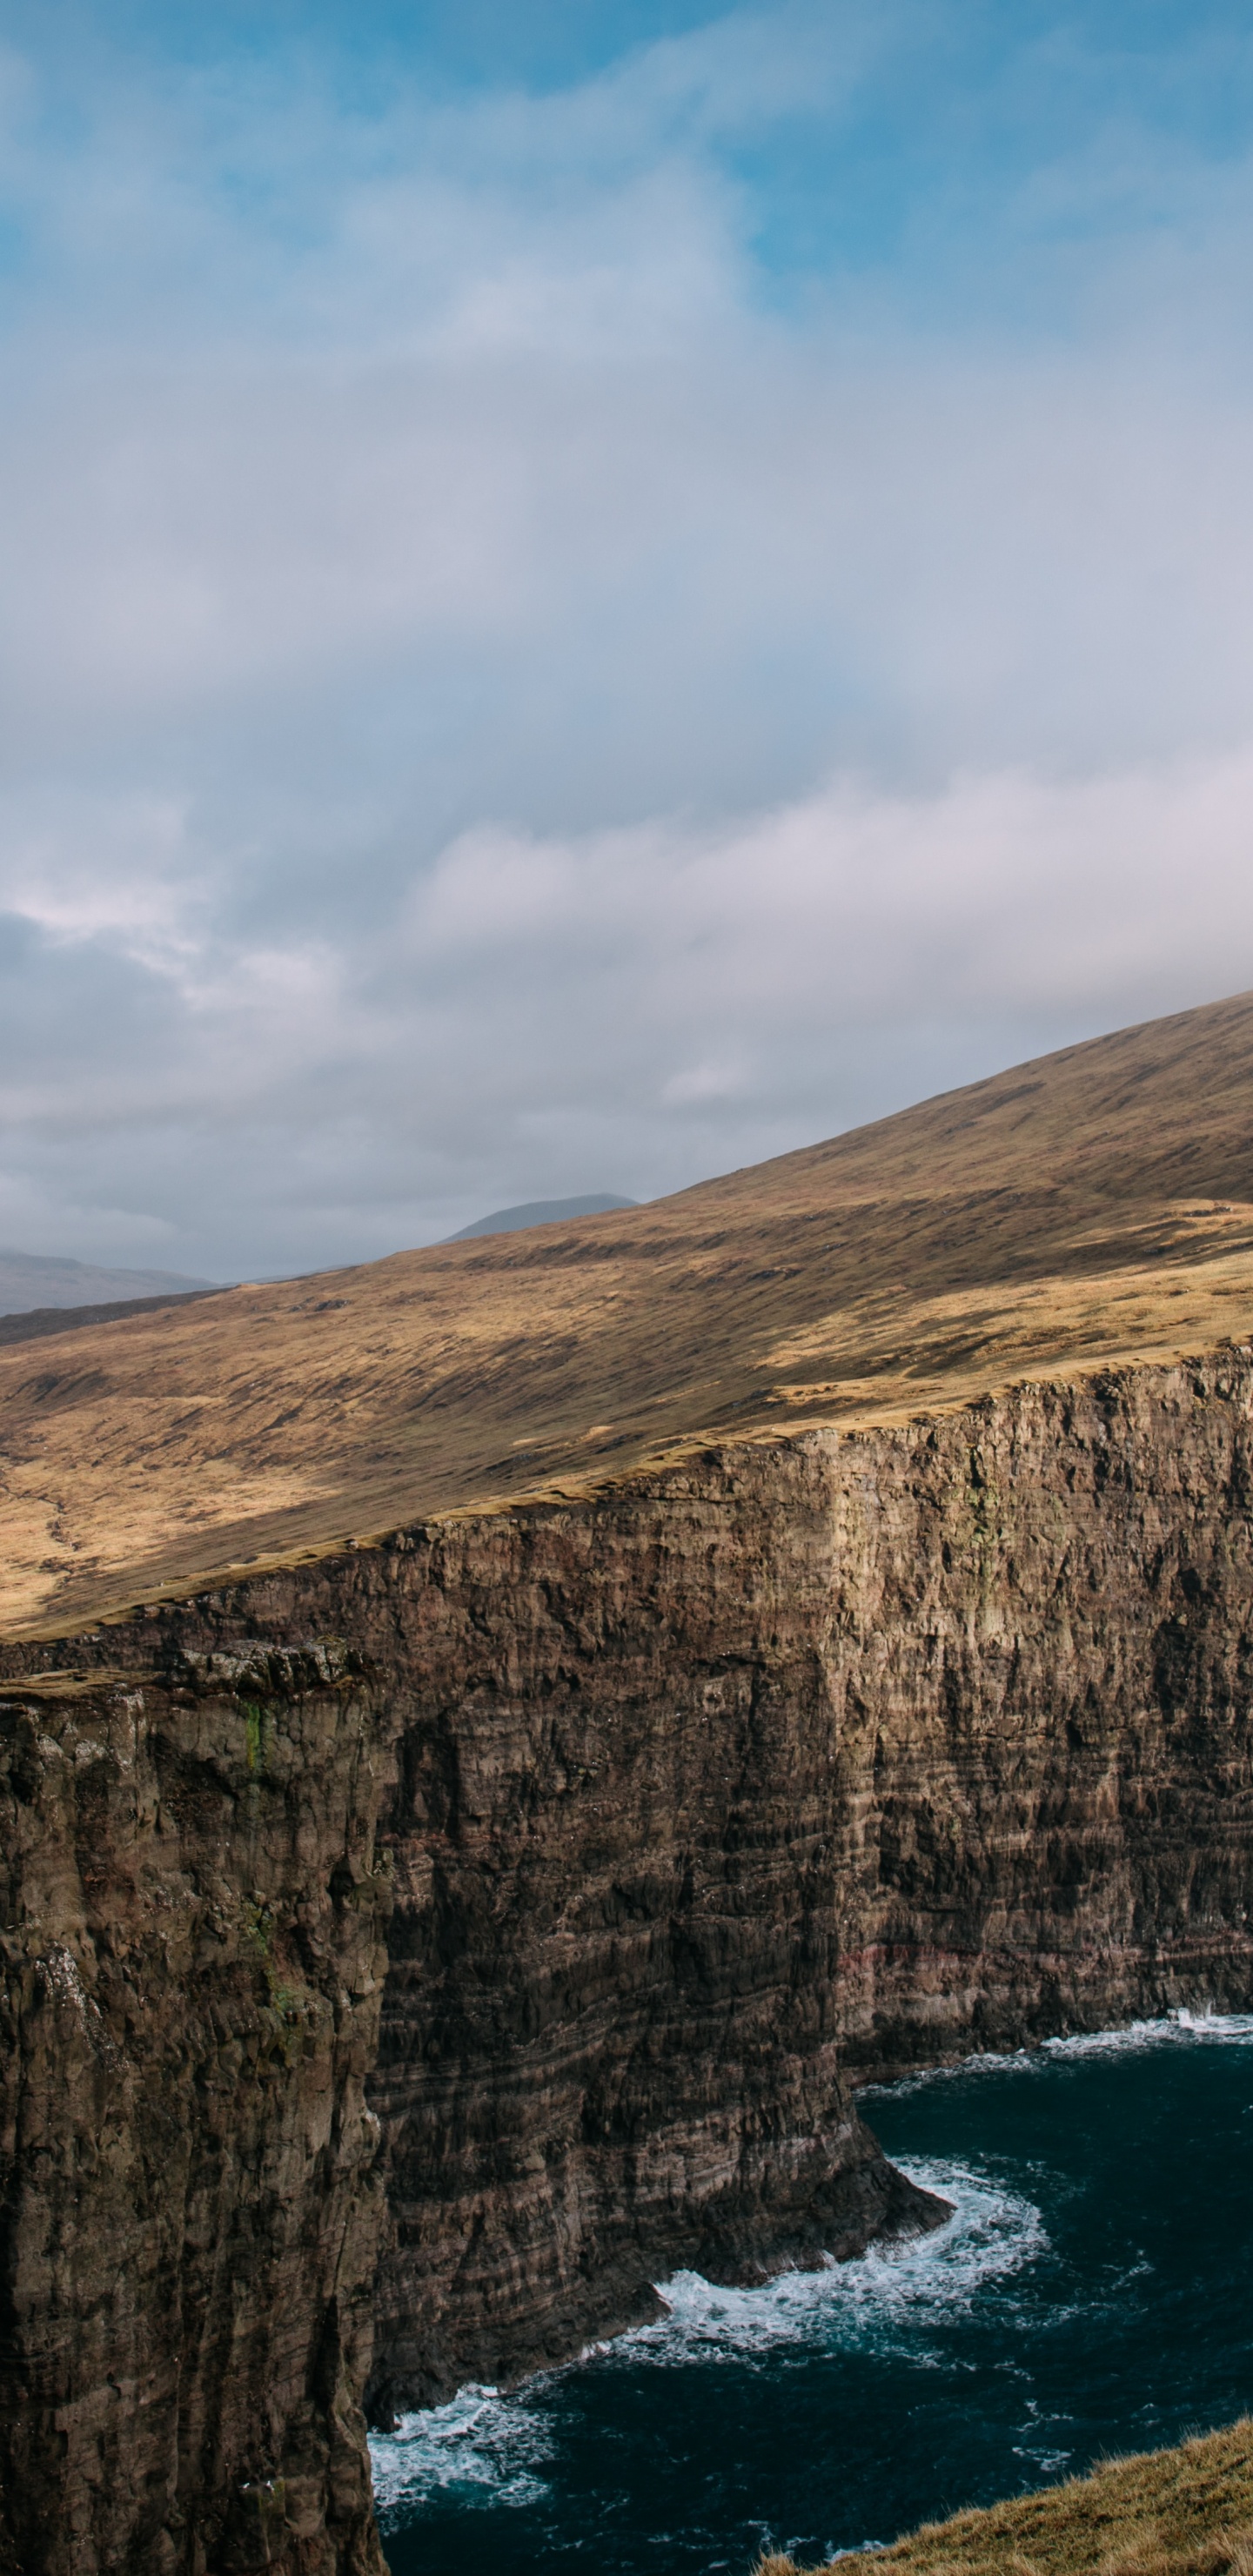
[1,7,1252,1274]
[398,751,1253,1074]
[3,747,1250,1272]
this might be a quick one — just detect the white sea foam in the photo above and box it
[865,2008,1253,2100]
[1044,2009,1253,2059]
[621,2160,1046,2369]
[368,2382,554,2516]
[369,2016,1253,2524]
[369,2160,1044,2514]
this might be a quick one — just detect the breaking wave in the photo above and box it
[620,2160,1044,2367]
[369,2383,555,2517]
[864,2006,1253,2100]
[370,2157,1043,2514]
[371,2015,1253,2572]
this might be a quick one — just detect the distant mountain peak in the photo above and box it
[0,1249,217,1318]
[445,1194,637,1244]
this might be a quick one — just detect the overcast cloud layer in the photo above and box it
[4,0,1253,1276]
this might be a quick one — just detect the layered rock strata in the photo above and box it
[0,1654,393,2576]
[5,1352,1253,2559]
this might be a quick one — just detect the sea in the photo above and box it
[372,2012,1253,2573]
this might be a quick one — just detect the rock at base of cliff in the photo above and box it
[367,2120,949,2424]
[687,2137,953,2289]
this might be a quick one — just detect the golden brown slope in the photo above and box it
[5,987,1253,1637]
[761,2418,1253,2574]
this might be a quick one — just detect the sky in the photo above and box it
[4,1,1253,1278]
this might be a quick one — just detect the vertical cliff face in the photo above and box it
[365,1439,948,2414]
[5,1353,1253,2558]
[360,1357,1253,2411]
[813,1358,1253,2069]
[0,1654,394,2576]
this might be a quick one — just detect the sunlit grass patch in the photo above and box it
[761,2419,1253,2574]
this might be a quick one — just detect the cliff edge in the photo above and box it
[5,997,1253,2568]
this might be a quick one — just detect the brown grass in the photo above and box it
[759,2418,1253,2574]
[5,987,1253,1636]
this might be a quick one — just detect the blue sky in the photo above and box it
[3,1,1253,1276]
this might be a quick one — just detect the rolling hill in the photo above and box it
[3,987,1253,1637]
[445,1192,637,1239]
[0,1250,216,1317]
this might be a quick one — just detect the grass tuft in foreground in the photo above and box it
[758,2419,1253,2574]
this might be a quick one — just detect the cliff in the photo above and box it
[6,1349,1253,2565]
[0,1653,393,2576]
[8,996,1253,2566]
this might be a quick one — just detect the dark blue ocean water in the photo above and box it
[372,2013,1253,2573]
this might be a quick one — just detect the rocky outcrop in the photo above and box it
[6,1352,1253,2559]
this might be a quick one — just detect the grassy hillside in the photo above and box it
[4,988,1253,1635]
[761,2419,1253,2574]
